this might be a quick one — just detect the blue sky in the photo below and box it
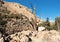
[5,0,60,21]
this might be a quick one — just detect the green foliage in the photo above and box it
[38,17,50,27]
[38,17,56,30]
[38,23,43,27]
[45,17,50,26]
[45,25,56,30]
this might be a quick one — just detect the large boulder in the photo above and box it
[5,14,34,35]
[8,30,60,42]
[0,2,34,35]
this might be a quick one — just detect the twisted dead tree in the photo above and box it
[29,2,38,30]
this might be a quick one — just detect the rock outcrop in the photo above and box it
[2,2,35,21]
[0,1,59,42]
[10,30,60,42]
[0,1,34,35]
[0,30,60,42]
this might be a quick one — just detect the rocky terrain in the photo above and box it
[0,1,35,35]
[2,2,36,21]
[0,30,60,42]
[0,1,60,42]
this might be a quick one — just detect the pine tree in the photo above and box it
[46,17,50,27]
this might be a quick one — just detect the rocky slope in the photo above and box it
[2,2,43,24]
[0,30,60,42]
[0,1,59,42]
[0,1,35,35]
[2,2,35,21]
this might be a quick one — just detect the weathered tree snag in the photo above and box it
[33,5,38,31]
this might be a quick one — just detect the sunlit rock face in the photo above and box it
[6,15,34,35]
[0,1,43,35]
[0,1,42,35]
[3,2,35,21]
[2,30,59,42]
[0,1,35,35]
[0,13,34,35]
[0,1,60,42]
[2,2,42,23]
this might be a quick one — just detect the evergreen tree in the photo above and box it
[46,17,50,27]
